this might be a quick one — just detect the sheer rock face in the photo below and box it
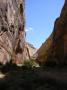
[49,0,67,64]
[36,34,53,63]
[0,0,25,65]
[37,0,67,65]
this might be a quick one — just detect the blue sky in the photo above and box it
[25,0,64,48]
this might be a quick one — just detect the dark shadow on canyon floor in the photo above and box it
[0,63,67,90]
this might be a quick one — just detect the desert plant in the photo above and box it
[23,60,33,68]
[23,60,39,68]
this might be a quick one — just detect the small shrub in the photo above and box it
[23,60,33,68]
[23,60,39,68]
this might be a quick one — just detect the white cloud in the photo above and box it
[29,27,33,31]
[25,29,29,32]
[25,27,33,32]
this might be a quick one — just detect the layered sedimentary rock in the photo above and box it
[37,0,67,65]
[0,0,25,65]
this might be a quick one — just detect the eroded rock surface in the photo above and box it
[37,0,67,65]
[0,0,25,65]
[0,0,37,65]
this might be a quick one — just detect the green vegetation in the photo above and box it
[23,60,39,68]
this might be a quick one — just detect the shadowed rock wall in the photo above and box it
[37,0,67,65]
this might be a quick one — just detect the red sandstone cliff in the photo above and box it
[37,0,67,65]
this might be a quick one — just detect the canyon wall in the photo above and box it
[0,0,25,65]
[37,0,67,65]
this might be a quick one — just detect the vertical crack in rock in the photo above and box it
[0,0,25,65]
